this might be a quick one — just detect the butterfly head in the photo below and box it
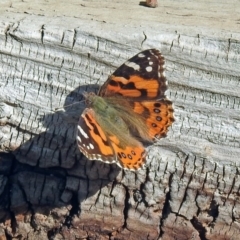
[83,91,110,114]
[82,91,96,105]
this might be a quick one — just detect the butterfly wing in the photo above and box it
[99,49,167,100]
[108,135,146,170]
[99,49,174,141]
[77,108,116,163]
[77,108,146,170]
[132,99,174,140]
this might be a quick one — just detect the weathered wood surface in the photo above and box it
[0,0,240,239]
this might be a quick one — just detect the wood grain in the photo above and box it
[0,0,240,239]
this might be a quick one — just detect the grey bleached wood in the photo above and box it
[0,0,240,239]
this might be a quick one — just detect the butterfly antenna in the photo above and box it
[54,99,85,112]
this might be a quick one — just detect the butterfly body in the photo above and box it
[77,49,174,170]
[84,92,132,146]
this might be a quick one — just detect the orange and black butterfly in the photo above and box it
[77,49,174,170]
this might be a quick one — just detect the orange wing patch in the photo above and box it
[77,109,116,162]
[99,49,168,100]
[103,75,161,98]
[109,135,146,170]
[78,109,147,169]
[133,100,174,140]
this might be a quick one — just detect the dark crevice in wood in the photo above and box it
[9,208,17,235]
[177,158,195,215]
[226,38,231,62]
[96,37,100,52]
[169,38,173,53]
[226,176,236,201]
[208,199,219,225]
[41,25,45,44]
[8,33,23,46]
[136,172,148,206]
[195,191,202,217]
[190,216,207,240]
[60,31,65,45]
[202,172,208,192]
[64,192,80,227]
[174,213,190,222]
[47,227,61,240]
[231,201,236,223]
[4,229,12,240]
[158,173,173,238]
[4,23,10,43]
[122,185,130,230]
[200,157,206,175]
[6,122,39,143]
[72,29,77,49]
[179,153,189,179]
[133,189,143,204]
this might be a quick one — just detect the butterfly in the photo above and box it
[76,49,174,170]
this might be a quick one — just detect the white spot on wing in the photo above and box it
[138,53,145,58]
[78,125,89,139]
[89,143,94,149]
[125,61,140,71]
[158,69,166,78]
[149,61,153,65]
[146,66,152,72]
[77,136,82,143]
